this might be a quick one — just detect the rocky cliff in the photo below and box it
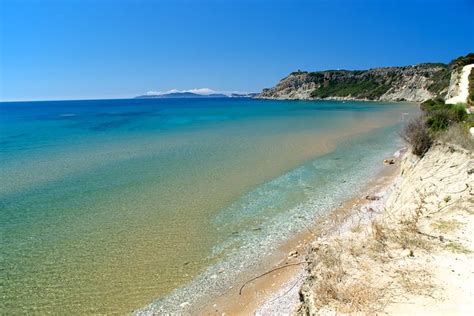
[258,53,474,102]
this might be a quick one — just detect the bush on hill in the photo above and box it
[401,116,433,157]
[403,99,472,156]
[420,99,467,132]
[449,53,474,71]
[310,79,390,100]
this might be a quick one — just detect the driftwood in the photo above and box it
[239,261,310,295]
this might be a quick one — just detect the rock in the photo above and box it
[384,159,395,165]
[366,195,381,201]
[288,250,299,258]
[256,62,451,102]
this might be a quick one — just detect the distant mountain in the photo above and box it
[136,92,229,99]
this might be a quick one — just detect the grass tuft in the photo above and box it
[432,219,464,233]
[444,241,472,254]
[396,268,435,296]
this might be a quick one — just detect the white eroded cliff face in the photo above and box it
[445,64,474,104]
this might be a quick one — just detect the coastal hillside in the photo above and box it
[297,140,474,314]
[258,53,474,102]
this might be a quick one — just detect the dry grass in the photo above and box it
[390,202,433,251]
[351,223,363,234]
[308,215,436,312]
[348,241,365,257]
[444,241,472,254]
[371,221,387,243]
[439,123,474,151]
[371,221,389,255]
[305,241,389,314]
[432,219,464,233]
[395,268,435,296]
[396,222,432,251]
[310,266,387,313]
[298,185,470,315]
[328,278,387,314]
[315,243,345,281]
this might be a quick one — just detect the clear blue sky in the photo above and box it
[1,0,473,101]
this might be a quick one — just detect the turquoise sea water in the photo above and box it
[0,98,417,313]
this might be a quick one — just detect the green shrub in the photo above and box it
[452,104,468,121]
[420,97,445,110]
[449,53,474,71]
[310,79,390,100]
[420,99,468,132]
[426,109,455,131]
[465,113,474,128]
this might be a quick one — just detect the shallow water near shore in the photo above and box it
[0,98,417,314]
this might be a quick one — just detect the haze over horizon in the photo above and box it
[1,0,473,102]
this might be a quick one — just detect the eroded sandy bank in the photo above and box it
[295,142,474,315]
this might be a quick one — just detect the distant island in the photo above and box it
[136,92,229,99]
[136,91,259,99]
[230,93,260,98]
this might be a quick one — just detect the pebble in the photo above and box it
[288,250,299,258]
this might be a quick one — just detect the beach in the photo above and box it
[2,1,472,314]
[200,147,404,314]
[238,141,473,315]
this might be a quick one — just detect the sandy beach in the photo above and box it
[203,139,474,315]
[201,149,404,314]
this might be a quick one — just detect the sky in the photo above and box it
[0,0,473,101]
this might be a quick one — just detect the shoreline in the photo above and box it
[255,96,419,105]
[208,140,474,315]
[135,119,417,315]
[200,148,405,314]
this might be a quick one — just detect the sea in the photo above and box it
[0,98,418,314]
